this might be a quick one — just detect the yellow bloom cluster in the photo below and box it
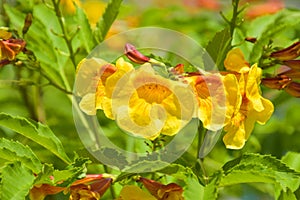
[77,48,274,149]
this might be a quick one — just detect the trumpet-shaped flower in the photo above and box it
[106,63,194,139]
[186,73,241,131]
[78,58,133,116]
[223,49,274,149]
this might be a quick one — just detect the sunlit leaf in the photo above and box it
[0,138,42,173]
[0,113,71,164]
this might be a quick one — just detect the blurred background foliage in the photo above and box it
[0,0,300,199]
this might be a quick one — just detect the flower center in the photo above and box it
[136,83,171,104]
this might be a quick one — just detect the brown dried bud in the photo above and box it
[261,76,292,90]
[245,37,257,43]
[124,43,150,64]
[283,60,300,70]
[285,82,300,98]
[270,41,300,61]
[23,13,33,35]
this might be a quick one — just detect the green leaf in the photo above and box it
[278,188,297,200]
[220,153,300,192]
[0,161,35,200]
[0,138,42,173]
[158,164,195,182]
[282,152,300,172]
[75,6,96,53]
[205,28,231,70]
[0,113,71,164]
[94,0,123,42]
[183,171,220,200]
[250,10,300,64]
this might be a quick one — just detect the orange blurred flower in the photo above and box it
[245,0,284,19]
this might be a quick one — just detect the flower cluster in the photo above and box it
[0,28,26,67]
[30,174,112,200]
[262,41,300,97]
[77,44,274,149]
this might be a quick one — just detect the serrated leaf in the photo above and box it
[282,152,300,172]
[1,161,35,200]
[158,164,195,182]
[75,6,96,52]
[205,28,231,70]
[0,138,42,173]
[220,153,300,192]
[94,0,123,42]
[0,113,71,164]
[250,10,300,64]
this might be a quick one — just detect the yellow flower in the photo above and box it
[81,0,106,26]
[60,0,80,15]
[186,73,241,131]
[104,62,194,140]
[223,49,274,149]
[224,48,250,73]
[77,58,118,115]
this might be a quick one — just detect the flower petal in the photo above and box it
[224,48,250,73]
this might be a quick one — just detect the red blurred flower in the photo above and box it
[245,0,284,19]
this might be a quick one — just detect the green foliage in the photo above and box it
[206,28,232,70]
[0,161,35,200]
[249,9,300,64]
[0,113,70,164]
[95,0,123,42]
[0,0,300,199]
[0,138,42,173]
[220,153,300,197]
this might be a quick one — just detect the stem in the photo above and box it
[196,121,209,185]
[198,158,209,185]
[51,0,77,69]
[103,165,116,199]
[230,0,240,38]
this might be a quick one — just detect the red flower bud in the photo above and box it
[124,43,150,64]
[138,177,184,200]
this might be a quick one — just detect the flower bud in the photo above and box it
[261,76,292,90]
[124,43,150,64]
[285,82,300,98]
[283,60,300,70]
[270,41,300,61]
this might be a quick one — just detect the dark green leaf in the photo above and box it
[205,28,231,70]
[0,161,35,200]
[0,138,42,173]
[94,0,123,42]
[0,113,71,164]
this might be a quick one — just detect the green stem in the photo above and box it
[51,0,77,69]
[196,121,209,185]
[229,0,240,38]
[103,165,116,199]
